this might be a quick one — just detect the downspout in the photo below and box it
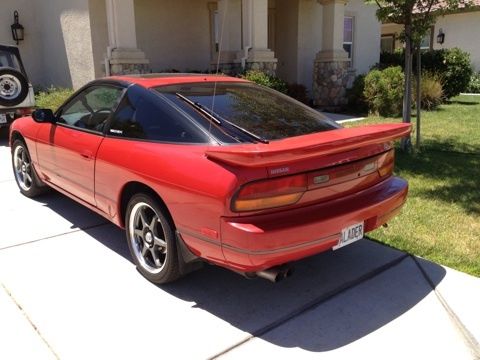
[241,0,253,70]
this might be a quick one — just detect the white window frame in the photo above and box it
[343,16,354,64]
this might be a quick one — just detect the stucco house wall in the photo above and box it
[346,0,380,75]
[0,0,44,86]
[1,0,97,89]
[88,0,110,79]
[134,0,213,73]
[36,0,96,89]
[434,11,480,71]
[381,10,480,71]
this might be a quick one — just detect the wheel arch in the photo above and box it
[9,130,25,148]
[118,181,174,229]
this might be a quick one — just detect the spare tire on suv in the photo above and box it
[0,67,29,107]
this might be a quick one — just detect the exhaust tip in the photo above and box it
[256,264,293,283]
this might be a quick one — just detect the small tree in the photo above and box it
[373,0,470,150]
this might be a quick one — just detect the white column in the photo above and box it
[316,0,349,61]
[105,0,149,74]
[237,0,276,67]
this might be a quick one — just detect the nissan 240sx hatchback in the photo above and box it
[10,74,410,283]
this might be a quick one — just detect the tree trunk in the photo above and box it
[416,45,421,148]
[401,23,413,151]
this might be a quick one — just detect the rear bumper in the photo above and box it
[220,176,408,272]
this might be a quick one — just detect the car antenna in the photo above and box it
[209,0,229,139]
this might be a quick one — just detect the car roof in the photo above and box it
[108,73,249,88]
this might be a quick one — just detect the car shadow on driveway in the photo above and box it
[29,189,447,355]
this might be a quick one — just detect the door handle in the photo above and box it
[80,151,93,160]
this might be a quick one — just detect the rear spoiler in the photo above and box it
[205,123,411,168]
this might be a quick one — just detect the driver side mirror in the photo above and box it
[32,109,57,124]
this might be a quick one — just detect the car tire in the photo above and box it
[125,193,183,284]
[11,139,48,198]
[0,68,29,107]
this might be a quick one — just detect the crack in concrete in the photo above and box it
[1,283,60,360]
[210,253,410,359]
[0,221,111,252]
[412,256,480,360]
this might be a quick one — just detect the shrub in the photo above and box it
[35,87,74,111]
[242,70,288,94]
[379,48,473,99]
[441,48,473,99]
[346,74,368,114]
[466,72,480,94]
[364,66,404,117]
[413,72,443,110]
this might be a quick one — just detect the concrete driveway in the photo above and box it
[0,134,479,360]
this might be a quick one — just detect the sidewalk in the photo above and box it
[0,136,479,360]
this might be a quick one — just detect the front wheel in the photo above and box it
[11,139,47,197]
[125,193,182,284]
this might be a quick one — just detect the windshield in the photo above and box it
[154,82,340,142]
[0,50,21,71]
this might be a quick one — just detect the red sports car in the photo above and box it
[10,74,410,283]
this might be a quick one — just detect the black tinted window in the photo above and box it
[108,86,211,143]
[155,82,340,141]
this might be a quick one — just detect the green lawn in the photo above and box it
[345,95,480,276]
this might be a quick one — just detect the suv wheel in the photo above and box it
[0,68,29,107]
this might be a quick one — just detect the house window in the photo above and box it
[381,35,395,53]
[420,28,433,50]
[343,16,354,62]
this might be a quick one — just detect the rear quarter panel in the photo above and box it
[94,138,266,262]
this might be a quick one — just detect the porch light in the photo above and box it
[436,29,445,45]
[11,11,25,45]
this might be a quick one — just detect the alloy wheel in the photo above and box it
[128,202,168,274]
[13,144,33,191]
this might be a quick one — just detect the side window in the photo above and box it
[108,87,210,143]
[59,86,123,132]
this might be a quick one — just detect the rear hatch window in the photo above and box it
[154,82,340,142]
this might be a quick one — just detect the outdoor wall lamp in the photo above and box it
[436,29,445,44]
[11,11,25,45]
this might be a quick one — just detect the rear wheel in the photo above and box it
[11,139,47,197]
[125,193,182,284]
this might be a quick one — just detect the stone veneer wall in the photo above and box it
[109,62,150,75]
[215,61,277,76]
[313,60,355,109]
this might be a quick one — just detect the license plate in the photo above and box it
[0,114,6,124]
[333,222,364,250]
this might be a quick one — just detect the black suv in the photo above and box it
[0,44,35,128]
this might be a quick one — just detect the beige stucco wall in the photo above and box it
[382,11,480,71]
[434,11,480,71]
[134,0,213,72]
[36,0,96,89]
[296,0,323,92]
[345,0,381,75]
[88,0,109,78]
[0,0,96,89]
[275,0,379,94]
[0,0,45,86]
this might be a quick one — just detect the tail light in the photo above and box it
[232,174,307,212]
[378,149,395,177]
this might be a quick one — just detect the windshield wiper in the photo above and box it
[175,92,269,144]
